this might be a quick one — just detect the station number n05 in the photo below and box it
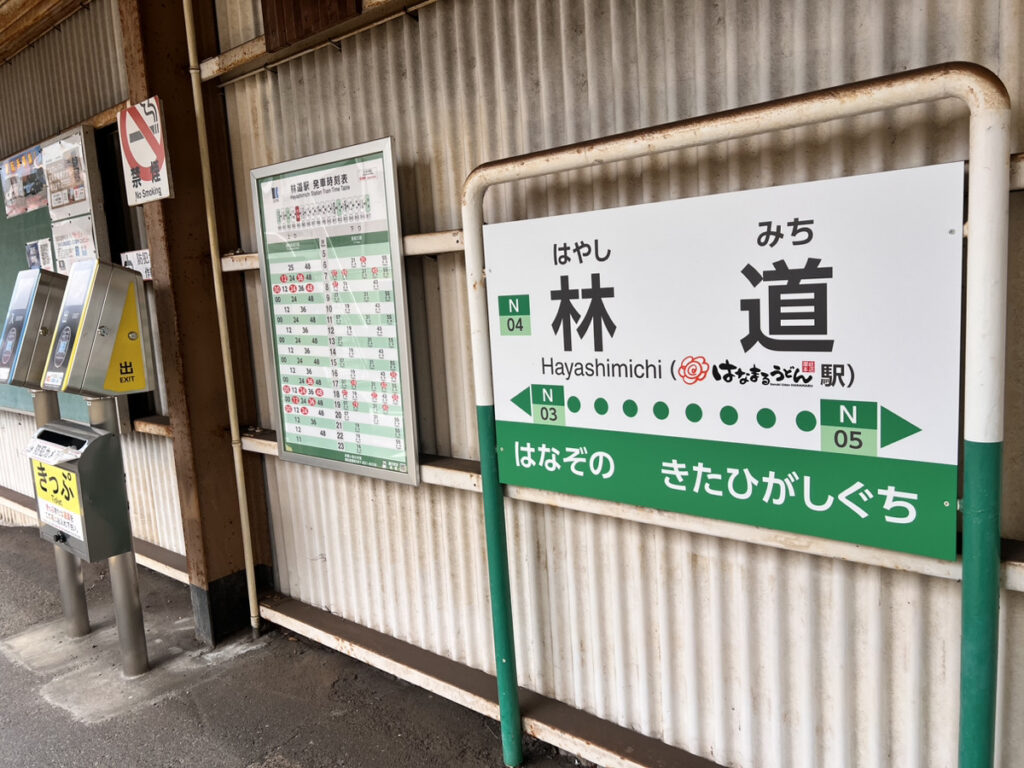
[833,429,863,450]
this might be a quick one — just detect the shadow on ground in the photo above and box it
[0,526,579,768]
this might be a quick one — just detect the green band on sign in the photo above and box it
[496,420,956,560]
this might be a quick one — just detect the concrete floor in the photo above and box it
[0,526,579,768]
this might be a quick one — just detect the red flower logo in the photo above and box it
[678,355,710,385]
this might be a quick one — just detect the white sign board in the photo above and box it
[51,215,98,275]
[118,96,172,205]
[38,499,84,540]
[121,249,152,280]
[25,437,82,465]
[483,163,964,560]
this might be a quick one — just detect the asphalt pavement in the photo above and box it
[0,525,579,768]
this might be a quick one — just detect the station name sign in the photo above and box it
[484,163,964,560]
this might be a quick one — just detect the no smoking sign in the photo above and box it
[118,96,173,205]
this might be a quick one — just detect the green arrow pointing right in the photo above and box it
[511,386,532,416]
[880,407,921,448]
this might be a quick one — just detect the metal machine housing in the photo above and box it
[0,268,66,387]
[31,420,131,562]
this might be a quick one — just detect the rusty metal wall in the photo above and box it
[217,1,1024,766]
[0,0,127,156]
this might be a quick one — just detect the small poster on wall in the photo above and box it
[1,146,47,217]
[42,130,92,221]
[52,215,98,275]
[26,238,54,270]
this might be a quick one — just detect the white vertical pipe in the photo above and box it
[964,108,1011,444]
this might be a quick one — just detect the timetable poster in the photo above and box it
[253,140,419,484]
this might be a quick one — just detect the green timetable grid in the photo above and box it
[268,234,406,471]
[255,143,418,482]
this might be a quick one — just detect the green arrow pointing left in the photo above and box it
[511,387,532,416]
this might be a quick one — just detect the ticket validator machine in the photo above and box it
[6,261,154,675]
[0,267,90,638]
[0,268,67,389]
[40,258,154,398]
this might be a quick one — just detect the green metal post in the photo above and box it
[477,404,524,767]
[959,440,1002,768]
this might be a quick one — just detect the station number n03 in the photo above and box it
[537,405,560,422]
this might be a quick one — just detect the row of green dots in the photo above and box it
[566,395,817,431]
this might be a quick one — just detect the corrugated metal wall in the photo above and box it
[0,0,127,157]
[121,434,185,556]
[217,1,1024,766]
[214,0,263,50]
[0,410,36,497]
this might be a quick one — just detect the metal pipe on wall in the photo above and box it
[181,0,260,637]
[462,62,1009,768]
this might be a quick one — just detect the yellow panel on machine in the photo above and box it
[40,260,154,397]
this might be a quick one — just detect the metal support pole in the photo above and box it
[32,389,91,638]
[88,396,149,676]
[477,406,523,767]
[53,543,90,637]
[31,388,59,426]
[958,102,1010,768]
[108,549,149,676]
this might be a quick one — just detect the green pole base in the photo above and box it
[477,405,524,766]
[958,440,1001,768]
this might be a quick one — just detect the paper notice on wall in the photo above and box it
[26,238,54,270]
[52,215,98,275]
